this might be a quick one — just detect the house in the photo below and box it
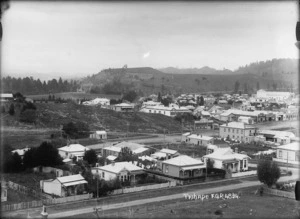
[159,149,180,159]
[82,98,110,106]
[1,182,7,202]
[273,142,300,165]
[142,101,163,107]
[256,89,293,101]
[238,116,254,124]
[90,130,107,140]
[219,122,257,143]
[184,134,214,146]
[194,118,214,129]
[11,147,30,159]
[203,147,250,173]
[208,105,224,116]
[103,141,147,157]
[256,130,295,145]
[140,105,191,117]
[58,144,89,161]
[112,103,135,112]
[161,155,206,178]
[40,174,88,197]
[0,93,14,102]
[92,161,144,184]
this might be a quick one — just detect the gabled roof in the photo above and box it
[220,122,256,129]
[133,147,149,154]
[97,162,143,174]
[276,142,299,151]
[58,144,89,153]
[95,130,107,135]
[57,174,87,187]
[104,145,122,153]
[0,93,13,98]
[162,155,204,167]
[258,130,295,138]
[12,148,30,156]
[114,103,134,107]
[203,148,249,161]
[160,148,178,155]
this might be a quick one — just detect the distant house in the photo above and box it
[103,141,147,157]
[256,130,295,145]
[0,93,13,102]
[58,144,89,161]
[203,147,250,173]
[40,174,88,197]
[273,142,299,165]
[208,105,224,116]
[194,118,214,129]
[184,134,214,146]
[112,103,135,112]
[82,98,110,106]
[90,130,107,140]
[161,155,206,178]
[219,122,257,143]
[1,182,7,202]
[11,147,30,159]
[256,89,293,101]
[140,105,191,117]
[92,161,144,184]
[238,116,254,124]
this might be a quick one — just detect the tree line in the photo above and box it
[2,76,80,95]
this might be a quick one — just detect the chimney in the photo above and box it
[235,147,238,153]
[111,161,115,166]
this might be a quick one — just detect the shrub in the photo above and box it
[257,159,281,188]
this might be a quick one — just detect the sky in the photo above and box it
[1,1,299,80]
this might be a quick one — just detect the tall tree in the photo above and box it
[83,150,98,166]
[234,81,240,93]
[257,159,280,188]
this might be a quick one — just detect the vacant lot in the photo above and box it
[63,187,300,219]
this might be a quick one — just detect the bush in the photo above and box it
[19,109,37,123]
[257,159,281,188]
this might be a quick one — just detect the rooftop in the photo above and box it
[187,134,214,141]
[162,155,204,166]
[276,142,299,151]
[97,161,143,174]
[220,122,256,129]
[160,148,178,155]
[59,144,89,153]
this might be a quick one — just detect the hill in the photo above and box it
[2,102,183,134]
[80,58,298,96]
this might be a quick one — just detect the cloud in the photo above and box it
[143,52,150,58]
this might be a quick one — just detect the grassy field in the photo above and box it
[63,187,300,219]
[5,189,38,204]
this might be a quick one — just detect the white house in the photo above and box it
[161,155,206,178]
[112,103,135,112]
[256,89,293,101]
[203,147,250,173]
[140,105,191,117]
[1,182,7,202]
[219,122,257,143]
[103,141,146,157]
[238,116,254,124]
[58,144,89,161]
[184,134,214,146]
[82,98,110,106]
[256,130,295,145]
[40,174,88,197]
[92,161,144,184]
[90,130,107,140]
[273,142,299,165]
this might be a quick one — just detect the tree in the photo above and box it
[256,81,260,90]
[206,158,215,169]
[234,81,240,93]
[8,103,15,115]
[83,150,98,166]
[23,148,38,169]
[34,142,63,167]
[19,109,37,123]
[157,92,162,102]
[62,121,90,139]
[122,90,137,102]
[116,147,137,162]
[257,159,281,188]
[199,96,205,106]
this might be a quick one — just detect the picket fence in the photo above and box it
[111,181,176,195]
[263,187,295,199]
[1,193,92,212]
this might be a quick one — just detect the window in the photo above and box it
[102,172,105,178]
[244,159,247,168]
[184,171,187,175]
[232,129,235,133]
[236,130,239,134]
[149,110,151,113]
[279,150,282,158]
[159,111,161,114]
[228,128,230,132]
[296,151,300,161]
[165,165,169,173]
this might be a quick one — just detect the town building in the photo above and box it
[256,89,293,101]
[40,174,88,197]
[273,142,299,165]
[203,147,250,173]
[194,118,214,129]
[111,103,135,112]
[140,104,191,117]
[219,122,257,143]
[161,155,206,178]
[256,130,295,145]
[183,133,214,146]
[82,98,110,106]
[58,144,89,161]
[0,93,14,102]
[92,161,144,184]
[90,130,107,140]
[103,141,147,158]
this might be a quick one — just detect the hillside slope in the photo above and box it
[33,103,182,133]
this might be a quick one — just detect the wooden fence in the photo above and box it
[6,181,50,199]
[111,181,176,195]
[232,170,257,178]
[1,193,92,212]
[263,187,295,199]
